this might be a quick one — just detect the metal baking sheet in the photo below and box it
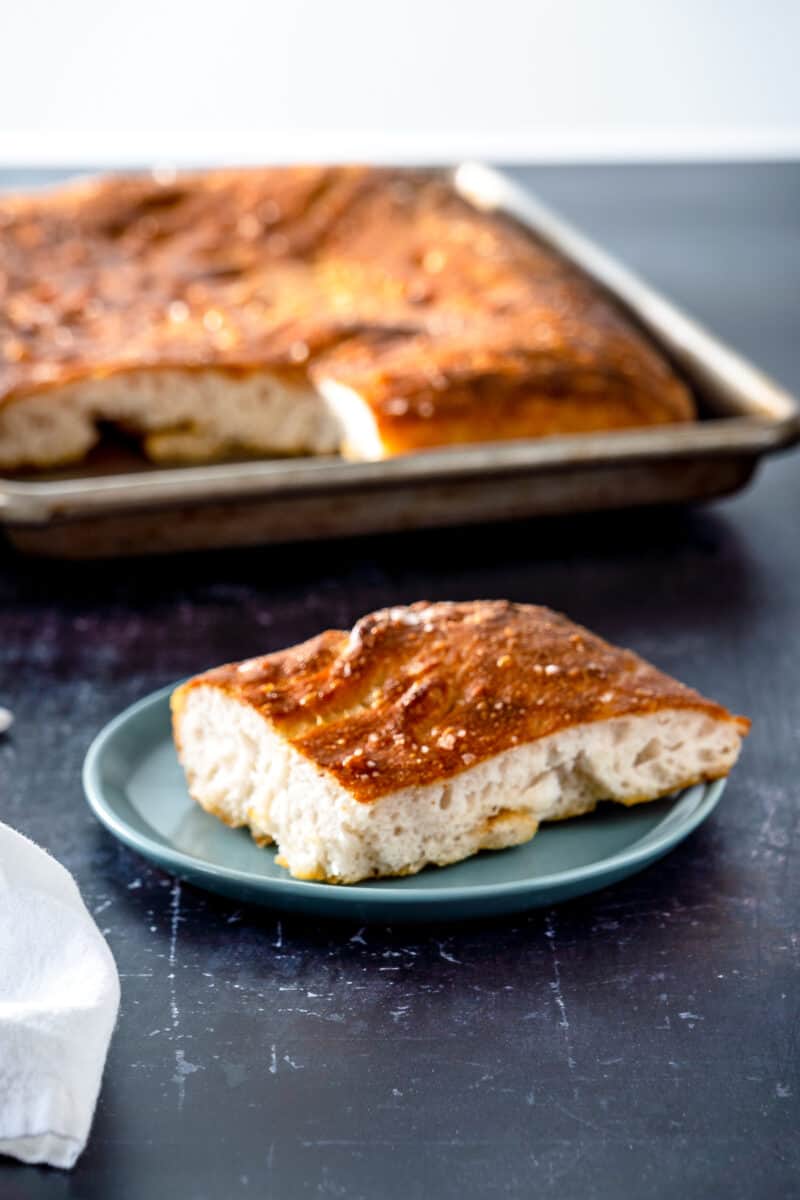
[2,163,798,558]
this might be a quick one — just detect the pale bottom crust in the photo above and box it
[232,789,712,884]
[174,685,744,885]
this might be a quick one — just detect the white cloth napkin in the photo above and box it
[0,822,120,1169]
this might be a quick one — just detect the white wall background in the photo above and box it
[2,0,799,163]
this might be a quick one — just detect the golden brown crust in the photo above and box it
[0,167,693,451]
[173,601,748,803]
[0,166,372,399]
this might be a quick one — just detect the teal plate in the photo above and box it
[83,685,726,922]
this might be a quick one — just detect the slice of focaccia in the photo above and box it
[171,602,748,884]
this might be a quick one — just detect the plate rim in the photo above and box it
[83,683,726,906]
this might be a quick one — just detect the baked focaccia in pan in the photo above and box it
[0,167,693,469]
[171,601,748,884]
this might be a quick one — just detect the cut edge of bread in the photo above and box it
[0,368,343,470]
[313,377,386,460]
[172,683,745,884]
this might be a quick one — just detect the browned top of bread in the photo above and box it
[172,601,747,802]
[0,167,692,448]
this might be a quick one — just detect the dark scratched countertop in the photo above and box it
[1,163,799,1199]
